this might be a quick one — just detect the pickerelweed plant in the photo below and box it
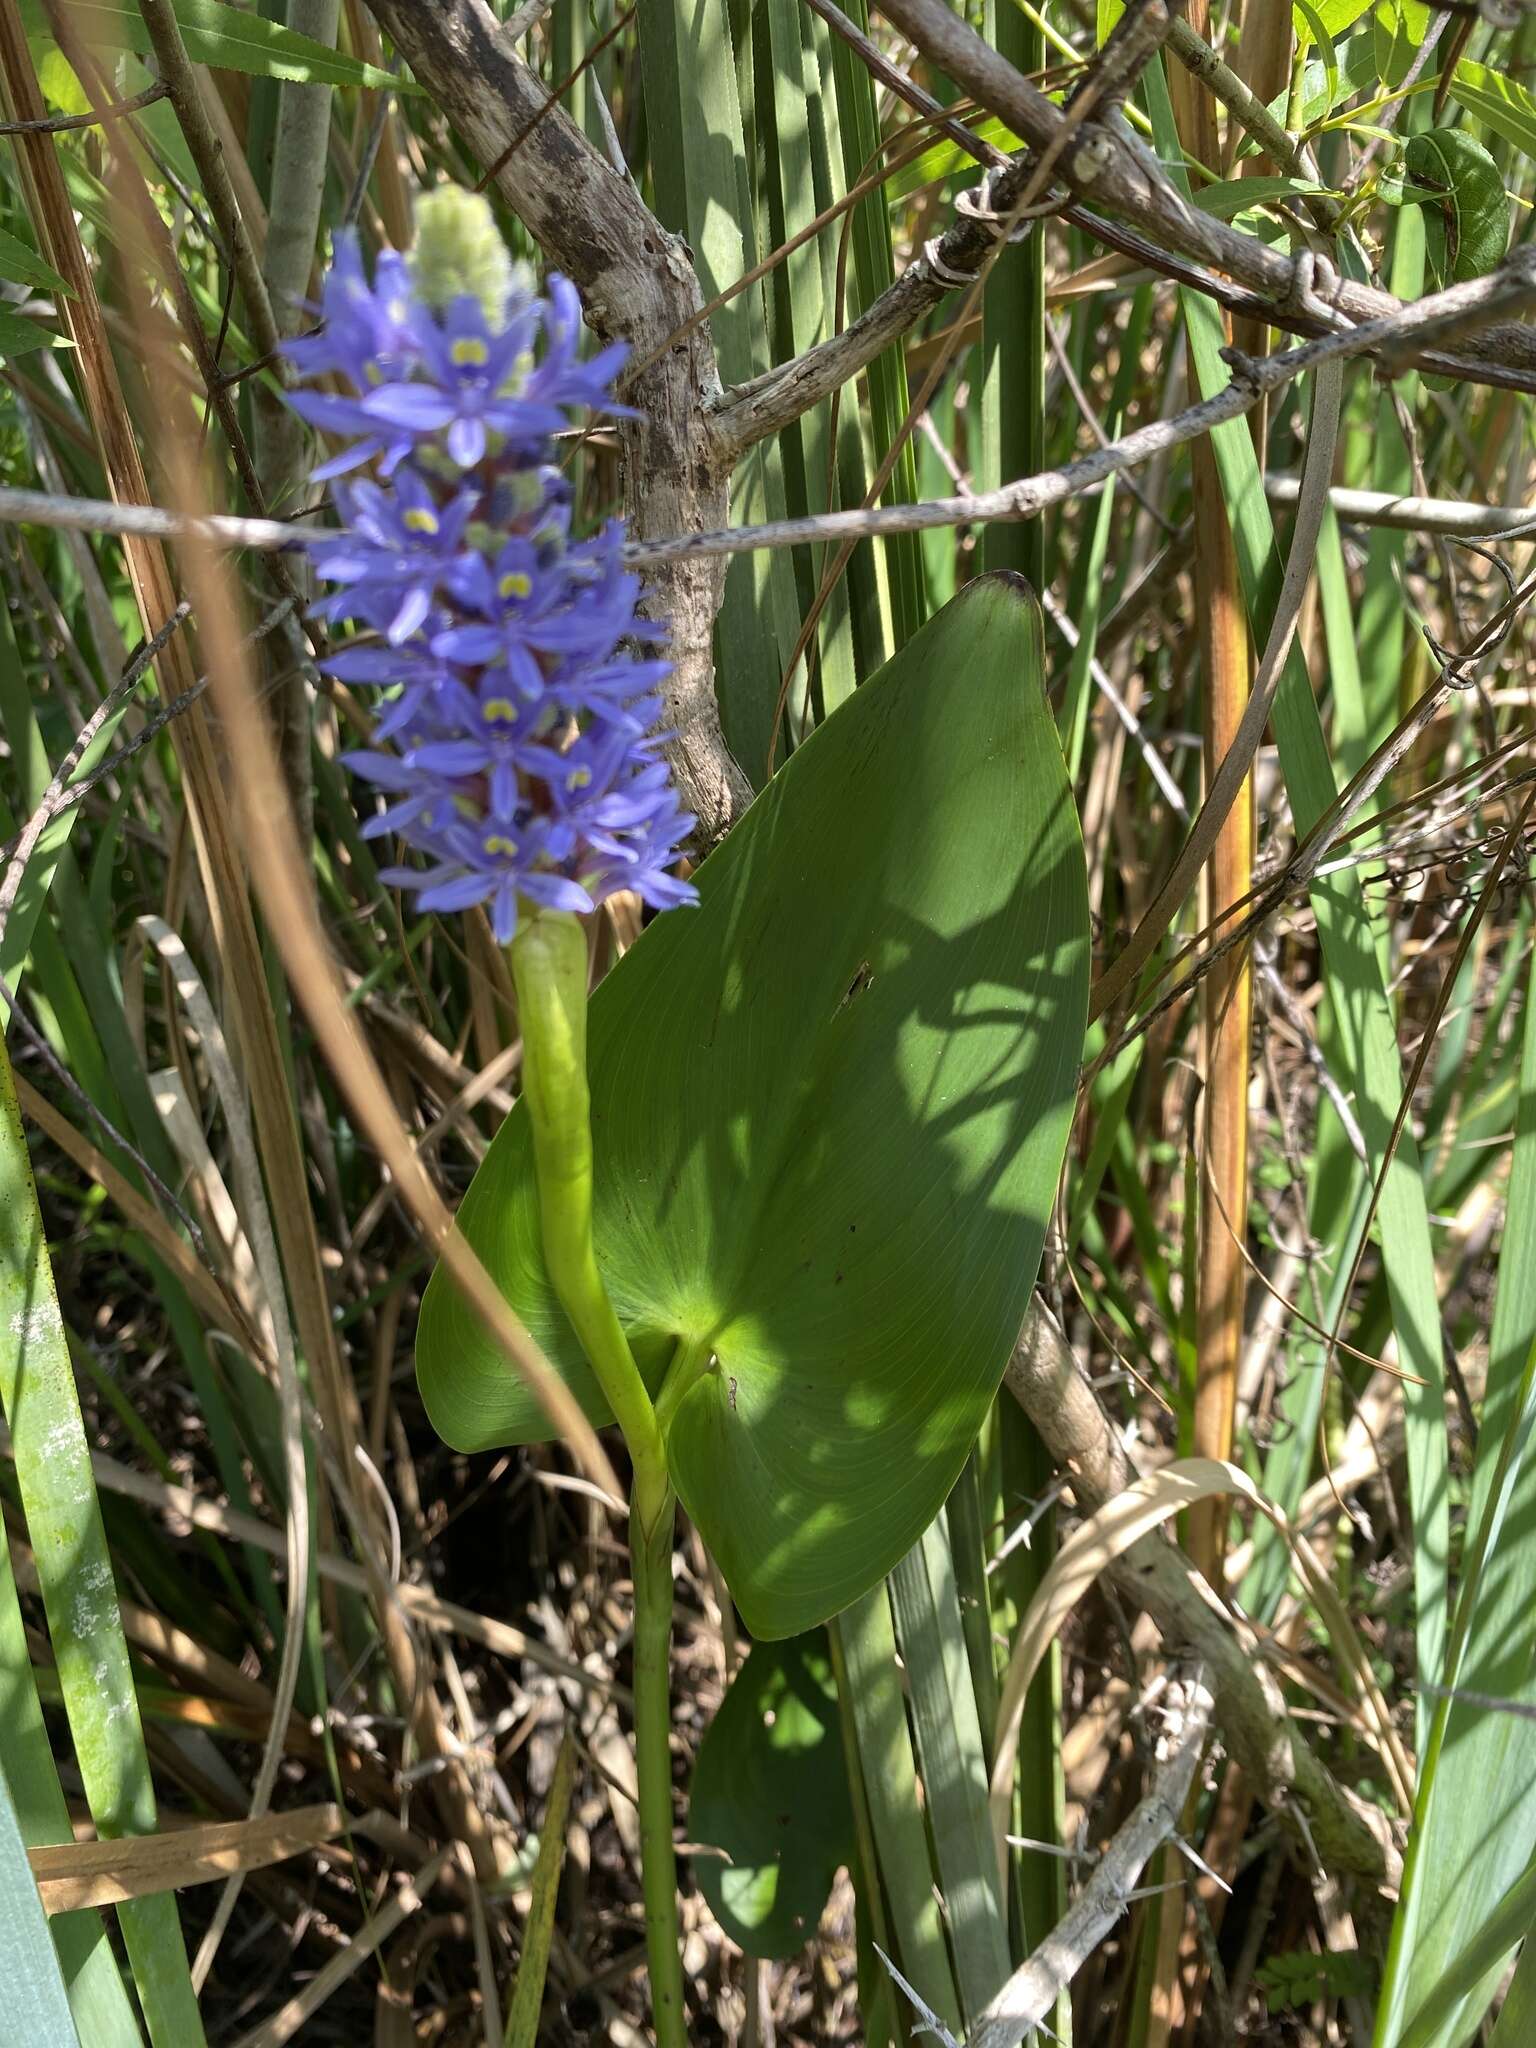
[286,187,697,2045]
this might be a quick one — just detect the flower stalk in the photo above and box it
[285,187,699,2042]
[506,911,669,1532]
[508,910,685,2046]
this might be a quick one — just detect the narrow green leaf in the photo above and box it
[638,0,804,780]
[418,577,1088,1637]
[833,1590,962,2037]
[827,0,928,647]
[885,116,1021,204]
[995,1394,1066,1973]
[0,226,70,297]
[753,0,859,727]
[1305,0,1375,35]
[801,2,891,684]
[1375,947,1536,2048]
[1294,0,1342,118]
[1487,1926,1536,2048]
[1148,57,1450,1744]
[0,309,62,360]
[0,1534,144,2046]
[1375,1,1434,90]
[980,0,1043,591]
[890,1514,1009,2023]
[0,1756,80,2048]
[1396,1852,1536,2048]
[504,1731,577,2048]
[1250,31,1386,139]
[0,1044,205,2047]
[22,0,415,91]
[1189,173,1337,219]
[1447,59,1536,163]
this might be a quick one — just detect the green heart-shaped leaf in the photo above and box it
[690,1631,850,1958]
[416,573,1089,1636]
[1404,129,1509,286]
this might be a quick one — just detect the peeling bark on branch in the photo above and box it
[364,0,752,839]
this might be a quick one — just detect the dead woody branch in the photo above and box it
[969,1665,1216,2048]
[1007,1303,1402,1892]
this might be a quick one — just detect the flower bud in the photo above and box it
[409,185,521,328]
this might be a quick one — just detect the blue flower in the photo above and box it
[527,275,635,419]
[285,191,698,943]
[284,235,415,386]
[341,745,470,847]
[309,471,480,644]
[385,294,558,468]
[400,795,595,943]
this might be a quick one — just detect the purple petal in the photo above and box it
[388,586,433,646]
[446,414,487,468]
[419,872,496,914]
[360,383,456,430]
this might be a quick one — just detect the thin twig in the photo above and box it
[875,0,1536,383]
[0,603,187,952]
[9,246,1536,572]
[969,1668,1215,2048]
[0,78,166,132]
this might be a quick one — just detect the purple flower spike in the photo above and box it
[284,188,697,944]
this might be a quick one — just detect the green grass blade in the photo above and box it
[504,1730,577,2047]
[637,0,805,779]
[0,1041,205,2046]
[752,0,858,727]
[826,0,927,647]
[802,0,892,682]
[1487,1924,1536,2047]
[0,1751,81,2048]
[832,1587,963,2039]
[0,1530,143,2045]
[1396,1851,1536,2048]
[1340,193,1425,786]
[22,0,410,91]
[889,1513,1010,2026]
[980,0,1043,592]
[1375,942,1536,2047]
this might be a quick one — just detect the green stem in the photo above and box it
[633,1490,688,2048]
[507,910,670,1533]
[507,909,686,2043]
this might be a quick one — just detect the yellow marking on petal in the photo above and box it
[402,507,439,535]
[498,570,532,600]
[484,698,517,724]
[483,833,518,858]
[567,767,592,790]
[451,336,490,367]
